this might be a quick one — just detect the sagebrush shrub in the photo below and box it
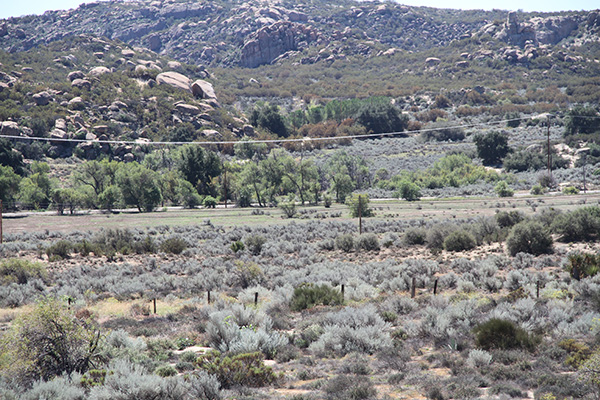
[322,374,376,400]
[466,349,493,368]
[0,259,47,285]
[46,240,73,260]
[245,234,266,255]
[356,233,380,251]
[443,230,476,252]
[160,237,188,254]
[205,308,287,358]
[290,283,344,311]
[473,319,538,351]
[506,221,553,256]
[197,351,280,389]
[23,373,86,400]
[335,234,354,252]
[310,305,392,355]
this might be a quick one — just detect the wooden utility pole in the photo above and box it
[547,114,552,177]
[358,195,362,235]
[583,153,587,193]
[224,166,228,209]
[0,199,3,244]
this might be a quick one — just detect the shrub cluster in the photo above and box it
[0,259,47,285]
[290,283,344,311]
[473,318,539,351]
[506,221,553,256]
[197,351,280,389]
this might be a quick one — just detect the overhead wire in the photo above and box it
[0,116,545,147]
[1,112,599,147]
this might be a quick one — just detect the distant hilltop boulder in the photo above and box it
[156,71,192,93]
[88,66,111,76]
[240,21,319,68]
[191,80,216,100]
[478,11,583,47]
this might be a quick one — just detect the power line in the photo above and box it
[0,116,538,147]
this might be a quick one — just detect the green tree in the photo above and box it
[250,103,289,137]
[51,188,83,215]
[0,138,25,176]
[354,99,408,134]
[178,145,222,196]
[495,181,514,197]
[284,158,318,206]
[98,185,122,212]
[565,106,600,136]
[72,160,120,207]
[474,131,511,165]
[177,179,202,208]
[116,162,162,212]
[0,297,102,387]
[234,137,268,160]
[260,155,284,203]
[346,193,373,218]
[0,165,22,206]
[327,151,370,189]
[270,149,318,205]
[395,180,421,201]
[18,162,55,209]
[168,122,196,142]
[238,162,266,207]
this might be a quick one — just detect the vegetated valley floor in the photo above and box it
[2,191,600,399]
[4,192,597,234]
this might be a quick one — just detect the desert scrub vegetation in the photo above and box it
[3,202,600,397]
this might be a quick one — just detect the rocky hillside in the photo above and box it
[0,35,249,161]
[1,0,599,162]
[1,0,598,69]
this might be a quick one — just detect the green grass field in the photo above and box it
[4,192,597,234]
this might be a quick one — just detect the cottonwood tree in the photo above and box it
[177,145,222,197]
[474,131,510,165]
[72,159,120,207]
[116,162,162,212]
[0,165,21,206]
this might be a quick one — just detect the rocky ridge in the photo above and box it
[1,0,596,69]
[0,35,247,161]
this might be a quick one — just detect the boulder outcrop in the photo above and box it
[89,66,111,76]
[156,71,191,93]
[191,80,216,100]
[480,11,582,48]
[240,21,319,68]
[32,91,52,106]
